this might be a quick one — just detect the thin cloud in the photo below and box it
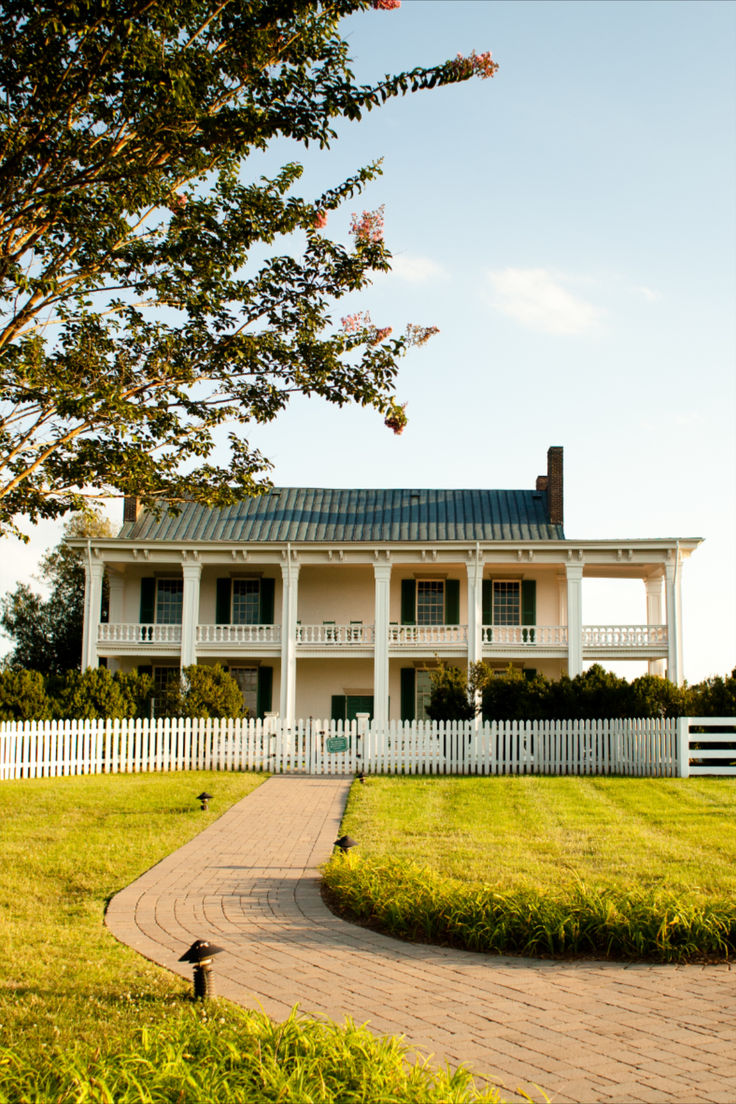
[390,254,446,283]
[486,267,602,335]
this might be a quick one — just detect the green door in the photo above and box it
[346,695,373,721]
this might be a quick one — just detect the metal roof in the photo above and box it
[118,488,564,543]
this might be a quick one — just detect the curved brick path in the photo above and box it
[106,776,736,1104]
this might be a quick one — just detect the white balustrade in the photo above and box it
[389,625,468,645]
[98,623,182,644]
[196,624,281,645]
[482,625,566,646]
[296,623,375,645]
[582,625,668,647]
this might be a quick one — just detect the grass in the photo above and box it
[322,775,736,963]
[0,772,502,1103]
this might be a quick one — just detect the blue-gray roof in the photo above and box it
[118,488,563,543]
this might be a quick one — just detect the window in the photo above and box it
[231,667,258,716]
[416,579,444,625]
[415,669,434,721]
[154,666,179,692]
[232,579,260,625]
[492,580,520,625]
[156,579,183,624]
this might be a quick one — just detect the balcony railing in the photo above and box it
[482,625,565,646]
[389,625,468,645]
[197,624,280,645]
[98,623,182,644]
[296,623,375,645]
[582,625,667,647]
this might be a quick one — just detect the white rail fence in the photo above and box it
[3,715,725,781]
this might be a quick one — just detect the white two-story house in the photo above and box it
[79,448,701,725]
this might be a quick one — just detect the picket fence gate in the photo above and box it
[0,715,697,781]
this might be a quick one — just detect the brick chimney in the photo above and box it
[545,446,563,527]
[123,495,140,524]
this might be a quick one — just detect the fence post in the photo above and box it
[676,716,690,778]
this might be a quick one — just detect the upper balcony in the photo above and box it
[98,622,669,659]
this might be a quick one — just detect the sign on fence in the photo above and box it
[0,714,719,781]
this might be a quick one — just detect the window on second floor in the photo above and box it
[416,580,444,625]
[216,577,275,625]
[492,580,520,625]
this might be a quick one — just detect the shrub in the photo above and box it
[426,664,475,721]
[0,668,51,720]
[51,667,153,719]
[159,664,246,718]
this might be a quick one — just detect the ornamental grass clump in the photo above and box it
[322,856,736,964]
[0,1006,503,1104]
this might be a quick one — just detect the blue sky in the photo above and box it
[2,0,734,681]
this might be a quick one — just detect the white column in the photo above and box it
[107,572,125,625]
[466,557,484,717]
[665,558,683,685]
[180,562,202,669]
[81,557,105,669]
[373,562,392,730]
[645,574,666,676]
[280,558,300,726]
[565,563,584,677]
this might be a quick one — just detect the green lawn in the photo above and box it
[323,775,736,962]
[0,772,500,1103]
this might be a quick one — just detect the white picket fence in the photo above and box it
[0,715,703,780]
[683,717,736,777]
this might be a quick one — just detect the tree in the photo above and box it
[159,664,246,718]
[426,663,475,721]
[0,1,497,532]
[0,668,51,720]
[0,511,115,673]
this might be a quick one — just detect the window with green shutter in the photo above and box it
[215,578,231,624]
[401,579,416,625]
[521,579,536,643]
[400,667,416,721]
[257,666,273,717]
[259,577,275,624]
[444,579,460,625]
[139,577,155,623]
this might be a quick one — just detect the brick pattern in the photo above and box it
[106,777,736,1104]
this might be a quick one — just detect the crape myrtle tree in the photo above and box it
[0,0,498,534]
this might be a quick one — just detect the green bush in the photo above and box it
[0,668,51,721]
[158,664,246,719]
[425,665,475,721]
[51,667,153,719]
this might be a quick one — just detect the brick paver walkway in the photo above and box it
[106,776,736,1104]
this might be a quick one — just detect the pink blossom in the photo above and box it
[350,205,385,243]
[312,210,328,230]
[341,311,372,334]
[372,0,401,9]
[369,325,393,345]
[405,323,440,347]
[449,50,498,80]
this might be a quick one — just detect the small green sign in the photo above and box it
[326,736,349,754]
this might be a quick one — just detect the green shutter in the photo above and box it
[400,667,416,721]
[139,577,155,623]
[137,665,152,677]
[521,579,536,643]
[257,667,273,718]
[331,695,346,722]
[401,579,416,624]
[215,578,231,624]
[482,580,492,625]
[259,577,275,624]
[523,668,537,681]
[445,579,460,625]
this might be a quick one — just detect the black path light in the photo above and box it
[356,769,365,784]
[196,791,213,811]
[178,939,224,1000]
[334,835,357,855]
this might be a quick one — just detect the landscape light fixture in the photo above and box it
[178,939,224,1000]
[334,835,357,854]
[356,769,365,784]
[196,791,213,811]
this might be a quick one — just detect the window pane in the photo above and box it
[154,666,179,692]
[156,579,183,624]
[416,580,444,625]
[231,667,258,717]
[493,581,520,625]
[232,579,260,624]
[416,669,433,721]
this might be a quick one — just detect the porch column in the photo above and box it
[180,562,201,669]
[565,563,583,677]
[645,574,666,677]
[280,557,300,726]
[81,556,105,669]
[665,558,683,685]
[373,562,392,731]
[466,556,484,715]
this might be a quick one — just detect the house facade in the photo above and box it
[79,448,701,724]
